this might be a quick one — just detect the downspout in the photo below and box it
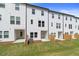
[25,4,27,44]
[48,10,49,40]
[62,15,64,39]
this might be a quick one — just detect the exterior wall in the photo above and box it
[74,18,79,39]
[49,12,63,40]
[0,3,26,42]
[0,3,79,42]
[64,15,76,39]
[26,5,49,41]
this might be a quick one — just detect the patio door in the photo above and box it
[41,31,47,40]
[15,30,25,40]
[58,32,63,39]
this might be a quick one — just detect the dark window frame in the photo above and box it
[10,16,15,24]
[41,10,44,16]
[4,31,9,38]
[32,9,35,15]
[31,19,33,24]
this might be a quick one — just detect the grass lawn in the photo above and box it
[0,39,79,56]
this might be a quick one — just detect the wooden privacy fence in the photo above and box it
[48,34,55,41]
[74,34,79,39]
[64,34,72,40]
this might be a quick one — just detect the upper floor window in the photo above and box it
[15,3,20,10]
[70,17,72,21]
[66,16,67,20]
[10,16,15,24]
[31,19,33,24]
[65,24,67,27]
[0,3,5,8]
[76,19,77,22]
[32,9,35,15]
[42,21,45,27]
[69,24,72,29]
[41,11,44,16]
[75,25,77,29]
[58,14,60,19]
[0,15,2,20]
[56,23,61,29]
[38,21,45,27]
[52,13,54,18]
[38,21,41,27]
[16,17,20,25]
[4,31,9,38]
[51,22,53,27]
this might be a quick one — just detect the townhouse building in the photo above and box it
[0,3,79,43]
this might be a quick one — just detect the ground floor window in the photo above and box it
[4,31,9,38]
[0,31,2,38]
[30,32,33,38]
[30,32,38,38]
[35,32,37,38]
[70,31,73,35]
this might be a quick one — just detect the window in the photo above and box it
[65,24,67,27]
[58,14,60,19]
[30,32,33,38]
[38,21,45,27]
[75,33,78,35]
[10,16,15,24]
[56,23,61,29]
[75,25,77,29]
[0,3,5,8]
[32,9,35,15]
[76,19,77,22]
[52,13,54,18]
[59,23,61,28]
[69,24,72,29]
[41,11,44,16]
[0,31,2,38]
[42,21,45,27]
[4,31,9,38]
[38,21,41,27]
[35,32,37,38]
[31,19,33,24]
[65,32,68,34]
[16,17,20,24]
[78,25,79,30]
[51,22,53,27]
[15,3,20,10]
[56,23,58,29]
[70,31,73,35]
[70,17,72,21]
[66,16,67,20]
[0,15,1,20]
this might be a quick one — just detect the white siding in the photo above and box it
[0,3,26,42]
[27,5,48,41]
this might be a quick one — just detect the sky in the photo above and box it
[32,3,79,17]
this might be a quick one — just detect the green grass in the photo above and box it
[0,39,79,56]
